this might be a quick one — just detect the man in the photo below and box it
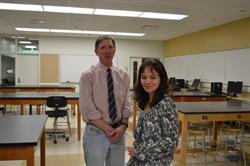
[79,35,131,166]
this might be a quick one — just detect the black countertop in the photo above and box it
[173,91,226,97]
[0,92,79,99]
[0,85,75,88]
[0,115,47,146]
[175,101,250,114]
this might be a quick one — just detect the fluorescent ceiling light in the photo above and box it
[15,27,145,37]
[16,27,50,32]
[19,41,32,44]
[83,31,145,36]
[50,29,82,33]
[0,2,43,12]
[27,37,39,41]
[94,9,142,17]
[140,12,188,20]
[0,2,188,20]
[25,45,37,49]
[43,5,94,14]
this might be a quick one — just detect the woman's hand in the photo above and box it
[127,146,135,156]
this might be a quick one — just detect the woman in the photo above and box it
[127,58,179,166]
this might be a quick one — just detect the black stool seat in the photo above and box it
[46,110,67,118]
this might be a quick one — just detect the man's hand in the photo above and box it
[108,125,126,143]
[89,118,127,143]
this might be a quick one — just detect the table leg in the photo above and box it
[77,104,81,141]
[29,105,32,115]
[132,98,137,131]
[72,105,75,115]
[20,105,24,115]
[212,121,219,146]
[179,116,188,166]
[40,128,45,166]
[37,105,41,115]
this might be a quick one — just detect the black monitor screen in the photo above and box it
[191,79,201,89]
[235,81,243,93]
[169,77,176,86]
[176,79,185,88]
[211,82,222,94]
[227,81,243,94]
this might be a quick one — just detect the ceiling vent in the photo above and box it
[29,19,47,24]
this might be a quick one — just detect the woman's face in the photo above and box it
[140,66,161,97]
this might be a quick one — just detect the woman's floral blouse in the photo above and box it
[128,96,179,166]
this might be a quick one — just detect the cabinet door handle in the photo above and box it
[237,115,242,119]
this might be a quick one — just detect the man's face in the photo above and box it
[95,39,116,67]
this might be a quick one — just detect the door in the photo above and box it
[16,55,39,85]
[129,57,142,89]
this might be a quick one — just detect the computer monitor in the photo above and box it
[234,81,243,94]
[175,79,185,88]
[169,77,176,86]
[1,79,9,86]
[227,81,243,96]
[191,79,201,90]
[211,82,222,94]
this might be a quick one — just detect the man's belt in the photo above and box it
[110,122,122,128]
[87,121,122,128]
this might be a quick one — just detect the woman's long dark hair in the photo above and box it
[134,58,169,110]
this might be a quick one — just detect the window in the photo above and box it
[17,37,39,55]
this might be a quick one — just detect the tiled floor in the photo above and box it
[1,111,250,166]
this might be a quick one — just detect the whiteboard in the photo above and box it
[225,48,250,85]
[164,48,250,86]
[60,54,98,83]
[60,54,118,83]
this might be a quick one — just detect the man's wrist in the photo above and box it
[121,118,128,124]
[121,122,128,129]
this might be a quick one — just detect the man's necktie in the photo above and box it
[107,68,117,122]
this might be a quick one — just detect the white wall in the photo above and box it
[39,36,165,83]
[39,36,165,70]
[164,48,250,92]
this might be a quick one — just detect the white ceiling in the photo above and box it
[0,0,249,41]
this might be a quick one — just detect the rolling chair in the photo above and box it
[45,96,71,144]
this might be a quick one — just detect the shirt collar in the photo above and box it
[98,62,114,71]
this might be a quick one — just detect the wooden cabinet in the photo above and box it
[172,96,226,102]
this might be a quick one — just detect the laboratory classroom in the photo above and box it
[0,0,250,166]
